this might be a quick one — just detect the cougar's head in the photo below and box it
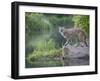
[59,27,66,38]
[59,27,64,33]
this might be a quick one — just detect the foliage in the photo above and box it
[72,15,89,38]
[25,13,74,54]
[34,39,55,51]
[26,48,62,64]
[26,13,51,36]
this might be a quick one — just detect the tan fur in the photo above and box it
[59,27,88,47]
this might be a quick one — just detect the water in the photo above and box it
[26,58,63,68]
[63,57,89,66]
[26,55,89,68]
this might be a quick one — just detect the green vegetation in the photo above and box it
[27,48,62,64]
[72,15,89,37]
[25,12,89,68]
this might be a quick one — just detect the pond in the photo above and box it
[26,57,63,68]
[25,55,89,68]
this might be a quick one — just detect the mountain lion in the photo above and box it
[59,27,88,47]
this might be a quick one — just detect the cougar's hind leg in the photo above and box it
[83,32,88,47]
[84,40,88,47]
[83,35,88,47]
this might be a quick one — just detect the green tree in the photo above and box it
[72,15,89,38]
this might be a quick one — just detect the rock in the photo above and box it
[62,58,89,66]
[63,44,89,59]
[62,44,89,66]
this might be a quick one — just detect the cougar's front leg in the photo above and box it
[64,39,70,46]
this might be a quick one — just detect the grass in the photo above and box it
[26,37,63,67]
[26,48,62,64]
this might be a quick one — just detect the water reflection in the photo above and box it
[26,55,89,68]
